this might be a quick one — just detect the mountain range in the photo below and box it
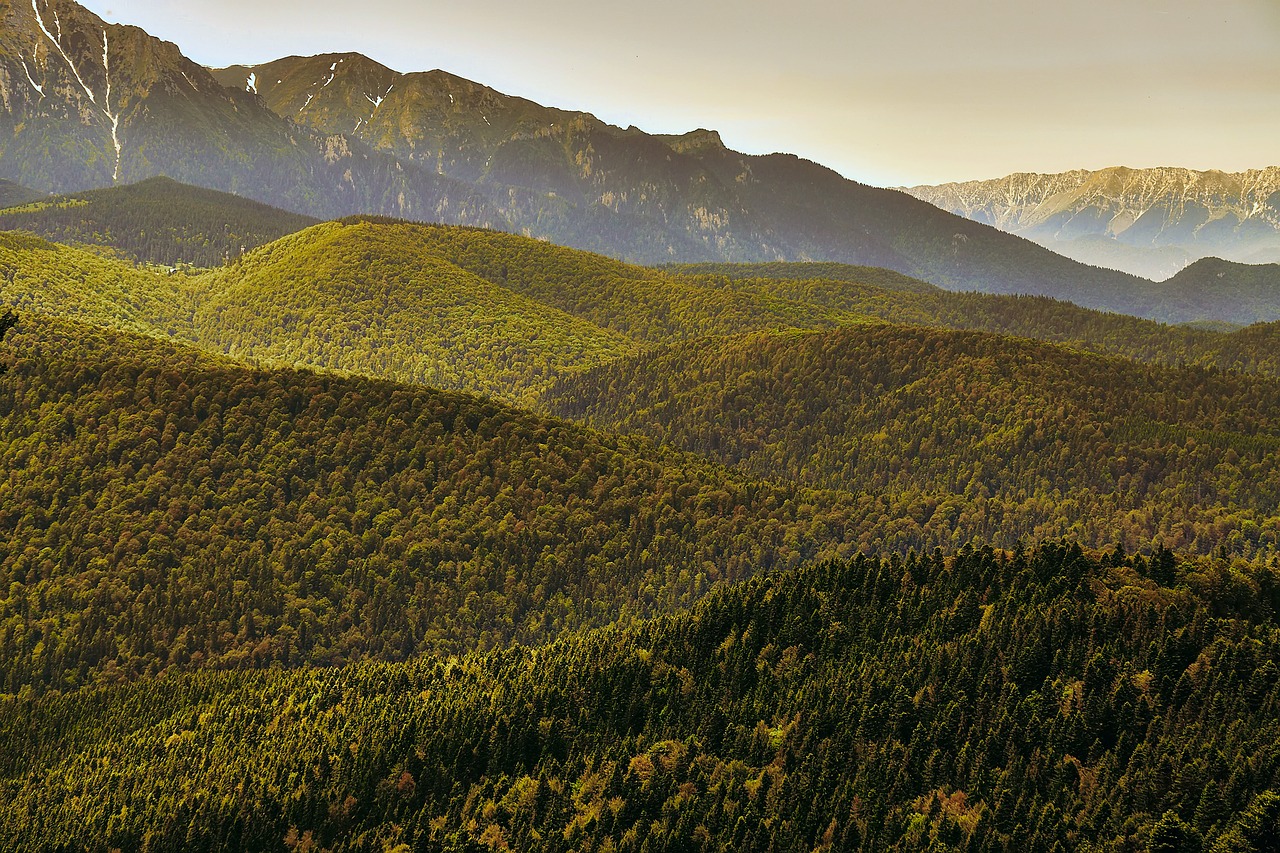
[2,4,1280,847]
[0,0,1276,324]
[906,166,1280,281]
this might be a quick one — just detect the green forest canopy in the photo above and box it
[2,544,1277,852]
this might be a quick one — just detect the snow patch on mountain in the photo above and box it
[20,59,44,97]
[32,0,96,104]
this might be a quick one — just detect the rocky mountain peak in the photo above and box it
[905,166,1280,279]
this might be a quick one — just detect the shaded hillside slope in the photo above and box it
[1158,259,1280,325]
[0,177,319,266]
[0,178,41,208]
[547,325,1280,557]
[3,544,1277,851]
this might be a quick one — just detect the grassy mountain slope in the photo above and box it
[0,176,319,266]
[191,221,639,404]
[671,261,1280,376]
[4,544,1277,851]
[546,325,1280,557]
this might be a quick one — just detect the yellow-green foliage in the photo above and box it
[548,325,1280,558]
[191,221,638,405]
[384,222,858,341]
[0,232,191,336]
[0,314,863,692]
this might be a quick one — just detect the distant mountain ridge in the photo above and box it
[905,166,1280,280]
[2,1,1279,323]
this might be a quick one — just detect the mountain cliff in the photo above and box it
[905,166,1280,280]
[0,0,502,221]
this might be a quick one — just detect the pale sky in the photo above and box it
[82,0,1280,187]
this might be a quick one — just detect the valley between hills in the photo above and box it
[0,1,1278,851]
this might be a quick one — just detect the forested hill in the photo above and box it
[3,544,1277,851]
[7,223,1280,412]
[0,312,875,692]
[669,261,946,294]
[188,221,643,405]
[546,325,1280,558]
[3,0,1274,323]
[203,51,1280,325]
[0,177,319,267]
[0,179,40,209]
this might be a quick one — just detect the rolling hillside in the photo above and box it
[190,220,639,404]
[0,229,189,334]
[4,544,1277,851]
[0,176,319,266]
[546,325,1280,557]
[2,4,1277,851]
[0,312,869,692]
[6,223,1280,406]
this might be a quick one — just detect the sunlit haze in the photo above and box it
[82,0,1280,187]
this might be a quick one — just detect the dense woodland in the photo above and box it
[2,545,1278,851]
[547,325,1280,558]
[7,217,1280,400]
[191,223,638,405]
[0,178,318,268]
[2,210,1279,849]
[0,314,871,693]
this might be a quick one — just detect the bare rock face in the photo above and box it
[906,167,1280,280]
